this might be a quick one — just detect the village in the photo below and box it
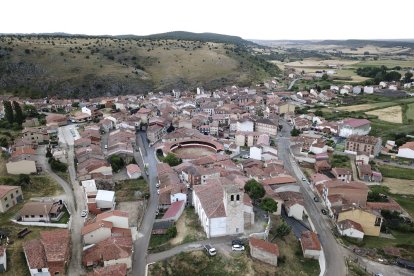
[0,74,414,276]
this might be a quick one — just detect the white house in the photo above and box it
[236,120,254,132]
[285,199,305,221]
[352,86,362,94]
[82,106,92,116]
[363,86,374,94]
[397,142,414,159]
[82,221,112,245]
[126,164,141,179]
[96,190,115,210]
[192,184,254,238]
[339,119,371,138]
[0,246,6,273]
[337,219,365,240]
[300,231,321,259]
[250,146,262,160]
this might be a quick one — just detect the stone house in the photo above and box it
[249,238,279,266]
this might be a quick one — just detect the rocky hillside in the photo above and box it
[0,33,280,98]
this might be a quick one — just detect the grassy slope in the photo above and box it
[0,36,278,97]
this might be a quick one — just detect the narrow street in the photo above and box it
[132,131,159,276]
[277,119,347,276]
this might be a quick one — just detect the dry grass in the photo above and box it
[284,59,358,68]
[381,177,414,195]
[366,105,403,124]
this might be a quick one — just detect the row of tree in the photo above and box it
[3,100,24,126]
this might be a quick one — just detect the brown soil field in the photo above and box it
[366,105,403,124]
[382,177,414,195]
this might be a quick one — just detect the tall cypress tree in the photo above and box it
[3,100,14,124]
[13,101,24,126]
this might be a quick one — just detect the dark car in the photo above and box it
[232,239,244,246]
[314,197,319,202]
[321,209,328,215]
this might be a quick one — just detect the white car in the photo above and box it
[232,244,245,251]
[104,145,108,149]
[81,210,88,218]
[157,189,160,195]
[156,183,160,188]
[302,177,306,181]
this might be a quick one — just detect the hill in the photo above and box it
[0,33,278,98]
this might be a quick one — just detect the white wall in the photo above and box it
[104,256,132,269]
[397,148,414,159]
[249,147,262,160]
[101,216,129,229]
[304,249,321,259]
[0,248,6,272]
[83,227,112,245]
[237,121,254,132]
[337,226,364,240]
[171,193,187,204]
[210,217,227,237]
[288,204,304,221]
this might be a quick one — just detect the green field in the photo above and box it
[378,165,414,180]
[355,59,414,68]
[406,103,414,123]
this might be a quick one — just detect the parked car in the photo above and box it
[204,244,217,256]
[81,210,88,217]
[157,189,160,195]
[232,239,244,246]
[232,244,245,251]
[155,183,160,188]
[302,177,306,181]
[104,144,108,149]
[321,208,328,215]
[314,197,319,202]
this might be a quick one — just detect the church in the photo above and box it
[192,183,254,238]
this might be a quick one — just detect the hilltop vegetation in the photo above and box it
[0,33,280,98]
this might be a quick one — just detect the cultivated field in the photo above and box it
[382,178,414,195]
[336,102,394,112]
[365,105,403,123]
[284,59,359,68]
[406,103,414,122]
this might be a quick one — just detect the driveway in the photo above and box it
[280,208,310,239]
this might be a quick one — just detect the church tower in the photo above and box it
[223,185,244,235]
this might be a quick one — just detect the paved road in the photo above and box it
[147,236,234,264]
[277,119,347,276]
[288,78,302,90]
[280,208,310,239]
[132,131,159,276]
[36,145,85,275]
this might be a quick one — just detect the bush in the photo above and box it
[259,197,278,213]
[163,153,182,167]
[108,155,125,173]
[49,157,68,172]
[244,179,265,201]
[166,226,177,239]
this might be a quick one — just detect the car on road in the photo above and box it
[302,177,306,181]
[232,239,244,246]
[313,197,319,202]
[155,183,160,188]
[204,244,217,256]
[104,144,108,149]
[157,189,160,195]
[374,273,383,276]
[321,208,328,215]
[232,244,245,251]
[81,210,88,217]
[241,154,249,159]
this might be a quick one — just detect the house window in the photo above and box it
[5,204,9,208]
[375,217,382,226]
[236,194,240,201]
[16,190,19,194]
[231,195,234,201]
[31,215,35,218]
[40,215,43,218]
[11,194,14,199]
[25,215,29,218]
[4,197,7,201]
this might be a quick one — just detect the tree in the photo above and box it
[13,101,24,126]
[166,226,177,238]
[314,110,323,117]
[108,155,125,172]
[260,197,278,213]
[321,74,329,81]
[23,104,38,117]
[3,100,13,124]
[46,147,53,158]
[244,179,265,201]
[163,153,182,167]
[49,158,68,172]
[404,72,413,83]
[275,222,291,239]
[290,127,300,137]
[18,174,31,187]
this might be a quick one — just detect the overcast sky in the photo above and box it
[1,0,412,40]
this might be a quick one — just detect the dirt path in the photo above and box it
[170,211,186,245]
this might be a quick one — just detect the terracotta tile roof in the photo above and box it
[342,119,370,128]
[23,239,48,269]
[337,219,364,233]
[96,210,129,222]
[249,237,279,256]
[40,229,70,263]
[11,148,35,157]
[162,200,185,220]
[262,175,296,185]
[193,183,226,218]
[88,263,127,276]
[81,220,113,235]
[332,167,352,176]
[400,141,414,150]
[300,231,321,251]
[243,193,253,207]
[126,164,141,175]
[83,236,132,266]
[0,185,19,198]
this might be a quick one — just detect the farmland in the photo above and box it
[365,105,403,124]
